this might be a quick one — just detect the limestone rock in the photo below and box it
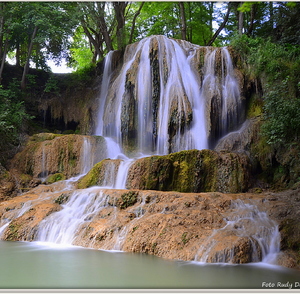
[0,185,293,267]
[10,134,107,183]
[214,117,261,155]
[126,149,251,193]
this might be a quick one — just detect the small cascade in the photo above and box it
[114,159,135,189]
[80,137,94,175]
[194,199,280,264]
[95,51,114,137]
[0,201,33,238]
[37,188,110,245]
[201,47,243,147]
[40,145,48,180]
[220,47,242,135]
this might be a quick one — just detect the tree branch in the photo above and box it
[206,3,232,46]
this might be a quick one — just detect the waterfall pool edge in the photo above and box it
[0,240,299,290]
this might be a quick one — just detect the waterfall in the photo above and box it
[37,188,110,245]
[194,200,280,264]
[95,51,114,137]
[1,36,275,265]
[220,47,242,136]
[80,137,94,175]
[91,36,244,192]
[97,36,211,157]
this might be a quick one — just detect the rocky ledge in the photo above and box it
[0,181,299,270]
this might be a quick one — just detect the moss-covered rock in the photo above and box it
[54,192,70,205]
[117,191,139,209]
[10,134,107,187]
[46,173,66,184]
[77,159,121,189]
[127,149,250,193]
[78,149,250,193]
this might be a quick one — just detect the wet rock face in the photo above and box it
[126,149,251,193]
[100,36,245,155]
[10,133,107,183]
[0,184,291,266]
[77,149,251,193]
[0,164,16,201]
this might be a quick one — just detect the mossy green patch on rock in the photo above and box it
[168,149,219,192]
[77,159,121,189]
[46,173,66,184]
[6,222,21,241]
[118,191,139,209]
[54,192,70,205]
[126,149,250,193]
[29,133,62,144]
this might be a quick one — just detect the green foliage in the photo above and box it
[262,79,300,145]
[231,35,300,147]
[44,76,59,94]
[69,47,93,71]
[0,81,32,153]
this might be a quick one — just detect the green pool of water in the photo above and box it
[0,241,299,289]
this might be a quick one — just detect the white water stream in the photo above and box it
[194,199,280,264]
[0,36,282,266]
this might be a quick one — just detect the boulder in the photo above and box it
[126,149,251,193]
[10,133,107,183]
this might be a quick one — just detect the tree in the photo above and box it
[207,2,232,46]
[19,3,76,88]
[178,2,187,40]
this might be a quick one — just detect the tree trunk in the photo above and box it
[0,37,8,84]
[178,2,187,41]
[81,25,102,62]
[113,2,128,51]
[206,3,231,46]
[269,2,274,32]
[97,2,114,52]
[238,3,244,34]
[129,2,144,44]
[0,3,5,61]
[21,25,38,90]
[247,4,257,36]
[208,2,214,39]
[16,42,21,67]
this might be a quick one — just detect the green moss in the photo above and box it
[119,191,138,209]
[246,94,263,118]
[181,232,191,245]
[29,133,62,143]
[77,159,109,189]
[6,223,21,241]
[46,173,66,184]
[168,149,218,192]
[54,193,70,205]
[19,174,33,186]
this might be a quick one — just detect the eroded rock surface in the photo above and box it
[0,181,299,270]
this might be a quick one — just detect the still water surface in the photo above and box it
[0,241,299,289]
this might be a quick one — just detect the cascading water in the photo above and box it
[0,36,282,266]
[97,36,210,156]
[80,137,94,175]
[194,199,281,264]
[37,187,110,245]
